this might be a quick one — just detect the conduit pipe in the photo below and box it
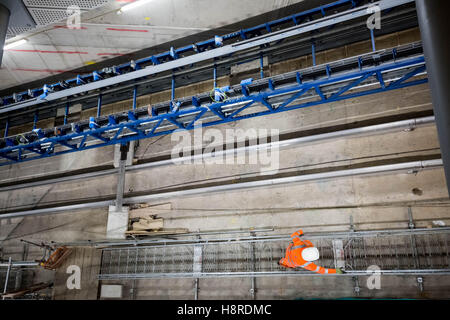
[0,159,443,220]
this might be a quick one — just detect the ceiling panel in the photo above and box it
[1,0,307,92]
[23,0,111,10]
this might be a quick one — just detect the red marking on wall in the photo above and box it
[106,28,148,33]
[6,49,88,54]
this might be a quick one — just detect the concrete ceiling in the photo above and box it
[0,0,307,93]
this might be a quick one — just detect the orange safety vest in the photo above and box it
[279,229,337,274]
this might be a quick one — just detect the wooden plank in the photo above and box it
[129,203,172,220]
[125,228,189,236]
[131,218,164,231]
[1,282,52,299]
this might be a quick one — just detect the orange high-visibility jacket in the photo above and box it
[279,229,337,274]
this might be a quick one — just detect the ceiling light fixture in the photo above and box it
[117,0,154,15]
[4,39,28,50]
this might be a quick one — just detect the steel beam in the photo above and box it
[415,0,450,197]
[98,270,450,280]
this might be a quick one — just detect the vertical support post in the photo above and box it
[130,279,137,300]
[4,119,9,138]
[416,0,450,197]
[408,207,420,269]
[171,72,175,101]
[250,232,256,300]
[15,243,28,291]
[116,143,129,211]
[353,276,360,296]
[64,102,69,125]
[259,53,264,79]
[194,278,199,300]
[370,29,376,52]
[33,111,38,130]
[3,257,12,294]
[193,234,201,300]
[417,276,424,292]
[97,94,102,118]
[132,86,138,110]
[311,41,316,66]
[213,63,217,89]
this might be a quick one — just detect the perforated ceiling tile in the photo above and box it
[23,0,111,10]
[28,8,74,25]
[6,27,34,38]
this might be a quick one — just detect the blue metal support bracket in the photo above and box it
[133,86,138,110]
[97,94,102,118]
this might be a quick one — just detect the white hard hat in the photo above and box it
[301,247,320,262]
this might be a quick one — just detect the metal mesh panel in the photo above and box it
[6,27,34,38]
[99,230,450,279]
[28,8,76,25]
[24,0,110,10]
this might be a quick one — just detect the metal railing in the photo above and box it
[98,228,450,279]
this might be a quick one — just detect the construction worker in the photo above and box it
[279,229,345,274]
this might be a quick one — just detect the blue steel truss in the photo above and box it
[0,0,397,107]
[0,51,427,167]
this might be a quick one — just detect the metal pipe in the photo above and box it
[55,227,275,247]
[64,103,69,125]
[259,53,264,79]
[98,269,450,280]
[213,64,217,88]
[129,116,436,171]
[116,160,126,211]
[123,160,443,206]
[0,116,435,193]
[3,118,8,138]
[0,200,113,219]
[0,261,39,268]
[133,86,138,110]
[99,227,450,251]
[0,159,443,220]
[64,227,450,249]
[415,0,450,197]
[370,29,376,52]
[97,94,102,118]
[3,257,11,294]
[33,111,38,130]
[171,73,175,101]
[116,143,129,211]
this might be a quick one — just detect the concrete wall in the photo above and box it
[100,275,450,300]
